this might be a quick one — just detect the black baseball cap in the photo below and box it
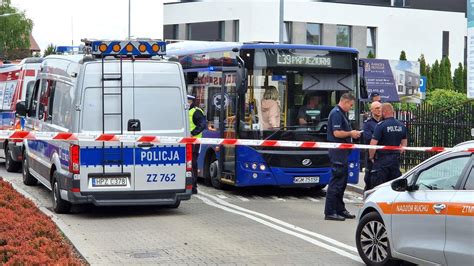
[370,92,380,98]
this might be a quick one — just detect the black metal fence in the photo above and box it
[395,101,474,171]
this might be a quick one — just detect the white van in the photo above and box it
[16,40,192,213]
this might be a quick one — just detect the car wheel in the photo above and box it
[22,153,37,186]
[356,212,396,266]
[209,159,224,189]
[52,172,71,214]
[5,146,21,172]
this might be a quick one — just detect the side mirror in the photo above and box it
[235,64,248,94]
[391,178,408,192]
[15,101,27,117]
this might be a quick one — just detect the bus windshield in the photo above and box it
[239,48,358,141]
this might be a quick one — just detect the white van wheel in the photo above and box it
[5,146,21,172]
[22,153,37,186]
[52,172,71,214]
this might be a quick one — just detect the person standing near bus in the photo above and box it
[324,93,361,221]
[362,101,382,191]
[368,103,407,189]
[188,95,207,194]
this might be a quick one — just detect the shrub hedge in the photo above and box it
[0,178,85,265]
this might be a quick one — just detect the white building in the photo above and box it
[163,0,467,68]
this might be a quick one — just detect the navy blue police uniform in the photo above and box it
[370,117,407,188]
[325,105,353,218]
[362,117,379,190]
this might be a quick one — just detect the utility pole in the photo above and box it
[128,0,131,40]
[279,0,284,44]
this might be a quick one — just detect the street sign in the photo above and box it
[419,76,427,100]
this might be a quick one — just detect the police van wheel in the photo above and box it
[22,153,37,186]
[52,172,71,214]
[5,146,21,173]
[356,212,397,266]
[209,160,223,189]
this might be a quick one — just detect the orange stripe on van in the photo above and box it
[377,202,474,216]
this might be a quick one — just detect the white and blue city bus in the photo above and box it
[167,41,365,190]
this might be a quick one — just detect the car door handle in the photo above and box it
[137,142,154,148]
[433,203,446,214]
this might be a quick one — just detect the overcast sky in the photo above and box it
[11,0,167,52]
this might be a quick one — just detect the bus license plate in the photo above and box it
[293,176,319,184]
[92,177,128,187]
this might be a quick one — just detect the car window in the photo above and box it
[415,156,470,191]
[464,167,474,190]
[28,80,40,118]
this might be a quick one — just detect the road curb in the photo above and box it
[3,179,89,264]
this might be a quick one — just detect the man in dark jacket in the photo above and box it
[188,95,207,194]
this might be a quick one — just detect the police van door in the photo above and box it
[132,61,187,191]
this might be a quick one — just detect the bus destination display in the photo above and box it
[277,54,332,67]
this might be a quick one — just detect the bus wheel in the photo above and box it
[5,145,21,172]
[209,159,223,189]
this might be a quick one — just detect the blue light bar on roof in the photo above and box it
[56,46,80,54]
[89,40,166,56]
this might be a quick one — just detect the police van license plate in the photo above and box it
[92,177,128,187]
[293,176,319,183]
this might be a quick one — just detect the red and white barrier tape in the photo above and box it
[0,130,472,153]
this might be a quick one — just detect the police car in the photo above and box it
[16,40,193,213]
[356,141,473,265]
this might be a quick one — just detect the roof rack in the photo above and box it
[81,39,166,58]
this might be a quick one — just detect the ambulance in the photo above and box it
[16,40,192,213]
[0,58,42,172]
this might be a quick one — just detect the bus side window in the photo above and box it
[28,80,41,118]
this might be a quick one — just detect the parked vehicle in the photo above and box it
[0,58,42,172]
[17,40,193,213]
[356,141,474,265]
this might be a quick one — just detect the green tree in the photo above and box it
[418,54,427,76]
[439,57,454,90]
[0,0,33,60]
[399,50,407,60]
[425,64,432,91]
[426,88,469,110]
[453,63,465,93]
[367,50,375,59]
[43,43,57,57]
[431,60,441,89]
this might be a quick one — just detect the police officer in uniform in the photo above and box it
[188,95,207,194]
[324,93,361,221]
[368,103,407,189]
[362,101,382,191]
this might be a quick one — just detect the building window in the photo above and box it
[367,27,376,57]
[442,31,449,58]
[336,25,351,47]
[234,20,239,42]
[164,24,178,40]
[306,23,322,45]
[284,22,292,44]
[393,0,410,7]
[187,21,224,41]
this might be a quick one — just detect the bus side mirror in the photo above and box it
[16,101,27,117]
[360,78,368,99]
[235,62,248,94]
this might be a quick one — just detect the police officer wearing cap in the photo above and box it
[370,92,381,103]
[324,93,361,221]
[368,103,407,189]
[188,95,207,194]
[362,101,382,191]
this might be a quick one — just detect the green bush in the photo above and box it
[426,89,471,110]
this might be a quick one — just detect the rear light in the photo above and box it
[186,144,193,171]
[11,118,23,143]
[69,144,80,174]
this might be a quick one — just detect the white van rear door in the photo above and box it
[132,61,187,191]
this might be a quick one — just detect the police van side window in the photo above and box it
[52,81,74,129]
[463,167,474,190]
[415,156,470,191]
[38,79,56,122]
[28,80,40,117]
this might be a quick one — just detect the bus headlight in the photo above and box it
[349,163,355,168]
[251,163,258,170]
[259,164,266,171]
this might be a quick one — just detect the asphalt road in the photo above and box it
[2,164,365,265]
